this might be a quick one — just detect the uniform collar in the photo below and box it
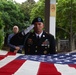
[35,31,43,38]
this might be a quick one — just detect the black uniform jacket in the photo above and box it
[24,31,56,55]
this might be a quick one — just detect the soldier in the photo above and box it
[24,17,56,55]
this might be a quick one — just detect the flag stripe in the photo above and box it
[55,64,76,75]
[14,60,40,75]
[69,64,76,69]
[0,59,25,75]
[0,50,76,75]
[0,51,16,60]
[0,55,6,60]
[0,51,9,60]
[0,50,8,55]
[37,62,61,75]
[0,54,20,68]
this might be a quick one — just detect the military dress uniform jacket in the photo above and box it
[24,31,56,55]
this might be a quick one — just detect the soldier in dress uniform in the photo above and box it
[24,17,56,55]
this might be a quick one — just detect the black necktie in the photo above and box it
[37,35,40,41]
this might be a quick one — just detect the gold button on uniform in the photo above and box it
[44,51,47,54]
[35,50,37,52]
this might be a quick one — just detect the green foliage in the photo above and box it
[0,10,4,49]
[30,0,45,22]
[0,28,4,49]
[0,0,36,34]
[20,0,35,23]
[0,12,3,29]
[56,0,76,39]
[0,0,25,34]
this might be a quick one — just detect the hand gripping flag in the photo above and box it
[0,50,76,75]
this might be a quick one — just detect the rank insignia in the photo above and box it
[41,39,49,46]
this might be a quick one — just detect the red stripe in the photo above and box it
[69,64,76,69]
[0,55,6,60]
[0,59,26,75]
[0,52,16,60]
[6,52,16,55]
[37,62,61,75]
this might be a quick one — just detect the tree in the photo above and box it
[30,0,45,22]
[20,0,35,25]
[56,0,76,50]
[0,12,4,49]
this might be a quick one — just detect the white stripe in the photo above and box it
[0,54,21,68]
[0,50,8,55]
[55,64,76,75]
[14,60,40,75]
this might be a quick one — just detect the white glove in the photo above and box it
[22,25,34,35]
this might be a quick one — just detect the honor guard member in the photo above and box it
[24,17,56,55]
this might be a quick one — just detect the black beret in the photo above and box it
[32,17,43,24]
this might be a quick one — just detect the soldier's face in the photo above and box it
[34,22,44,34]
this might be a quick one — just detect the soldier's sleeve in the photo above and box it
[22,25,34,35]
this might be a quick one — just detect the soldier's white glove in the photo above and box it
[22,25,34,35]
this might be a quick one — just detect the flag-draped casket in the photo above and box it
[0,50,76,75]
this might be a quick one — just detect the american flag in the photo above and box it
[0,50,76,75]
